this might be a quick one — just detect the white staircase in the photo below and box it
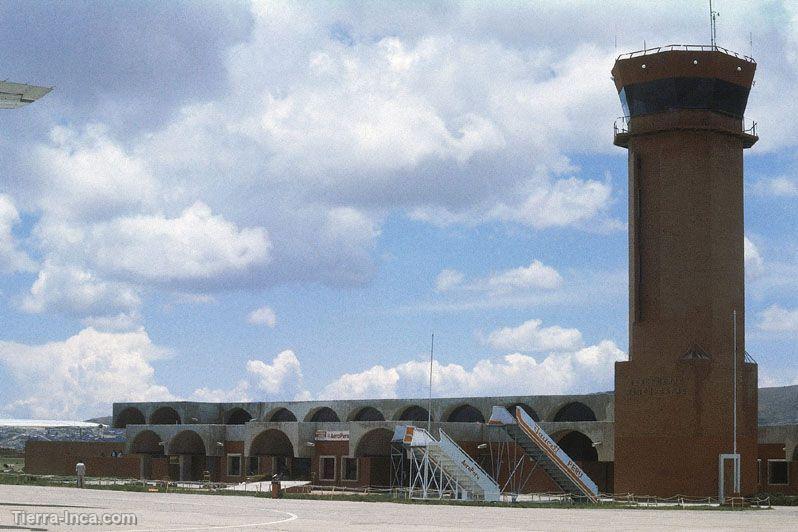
[400,425,499,502]
[489,406,599,502]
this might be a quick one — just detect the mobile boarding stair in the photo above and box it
[488,406,599,503]
[394,425,500,502]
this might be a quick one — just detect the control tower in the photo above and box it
[612,45,759,497]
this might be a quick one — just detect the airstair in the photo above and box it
[396,425,500,502]
[488,406,599,502]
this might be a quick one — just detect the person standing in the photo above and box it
[75,461,86,488]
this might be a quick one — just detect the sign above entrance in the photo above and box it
[314,430,349,441]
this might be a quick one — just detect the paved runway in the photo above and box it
[1,485,797,531]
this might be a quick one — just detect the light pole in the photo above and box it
[427,333,434,432]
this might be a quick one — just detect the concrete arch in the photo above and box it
[131,430,163,455]
[250,429,295,457]
[115,407,145,428]
[265,407,298,422]
[553,430,598,462]
[445,404,485,423]
[349,406,385,422]
[354,428,393,457]
[551,402,597,422]
[396,405,429,422]
[224,407,253,425]
[167,430,206,455]
[150,406,181,425]
[166,430,208,481]
[305,406,340,422]
[507,403,540,422]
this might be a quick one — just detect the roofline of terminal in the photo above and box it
[616,44,755,64]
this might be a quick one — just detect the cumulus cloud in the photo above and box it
[33,124,159,222]
[484,261,563,292]
[744,236,765,279]
[246,350,307,399]
[436,260,563,295]
[0,327,173,419]
[485,318,584,352]
[319,340,625,400]
[21,260,141,326]
[87,202,271,284]
[8,1,643,324]
[247,306,276,328]
[752,176,798,197]
[408,176,618,231]
[435,269,466,292]
[0,195,36,273]
[759,305,798,333]
[190,380,251,403]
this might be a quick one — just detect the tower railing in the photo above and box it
[743,118,757,137]
[614,115,758,137]
[616,44,755,64]
[614,116,630,136]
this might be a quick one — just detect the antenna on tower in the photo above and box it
[709,0,720,48]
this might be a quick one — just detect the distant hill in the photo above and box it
[85,416,112,425]
[759,385,798,425]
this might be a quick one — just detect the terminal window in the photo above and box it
[320,456,336,481]
[768,459,789,485]
[342,457,358,481]
[227,454,241,477]
[247,456,258,476]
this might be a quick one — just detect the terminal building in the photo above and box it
[23,45,798,498]
[21,387,798,497]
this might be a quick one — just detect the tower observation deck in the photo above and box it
[611,45,759,497]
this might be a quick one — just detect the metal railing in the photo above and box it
[616,44,755,64]
[438,429,498,495]
[614,115,758,137]
[743,119,758,137]
[614,116,630,136]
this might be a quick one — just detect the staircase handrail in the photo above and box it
[438,429,498,493]
[513,406,599,501]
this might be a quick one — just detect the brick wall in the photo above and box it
[25,441,138,478]
[758,443,798,495]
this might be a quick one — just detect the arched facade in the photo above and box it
[225,408,253,425]
[115,407,145,428]
[167,430,207,481]
[150,406,181,425]
[555,430,598,462]
[354,428,393,457]
[168,430,206,455]
[250,429,295,457]
[249,429,296,479]
[268,408,298,422]
[131,430,163,455]
[397,405,429,422]
[552,402,597,422]
[446,404,485,423]
[349,406,385,422]
[354,428,393,487]
[305,407,340,422]
[507,403,540,422]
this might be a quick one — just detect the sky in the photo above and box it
[0,0,796,420]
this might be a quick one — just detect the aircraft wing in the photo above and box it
[0,81,52,109]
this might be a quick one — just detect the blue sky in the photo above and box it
[0,1,796,419]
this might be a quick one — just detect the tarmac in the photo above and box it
[1,484,797,531]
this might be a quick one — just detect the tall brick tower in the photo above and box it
[612,46,759,497]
